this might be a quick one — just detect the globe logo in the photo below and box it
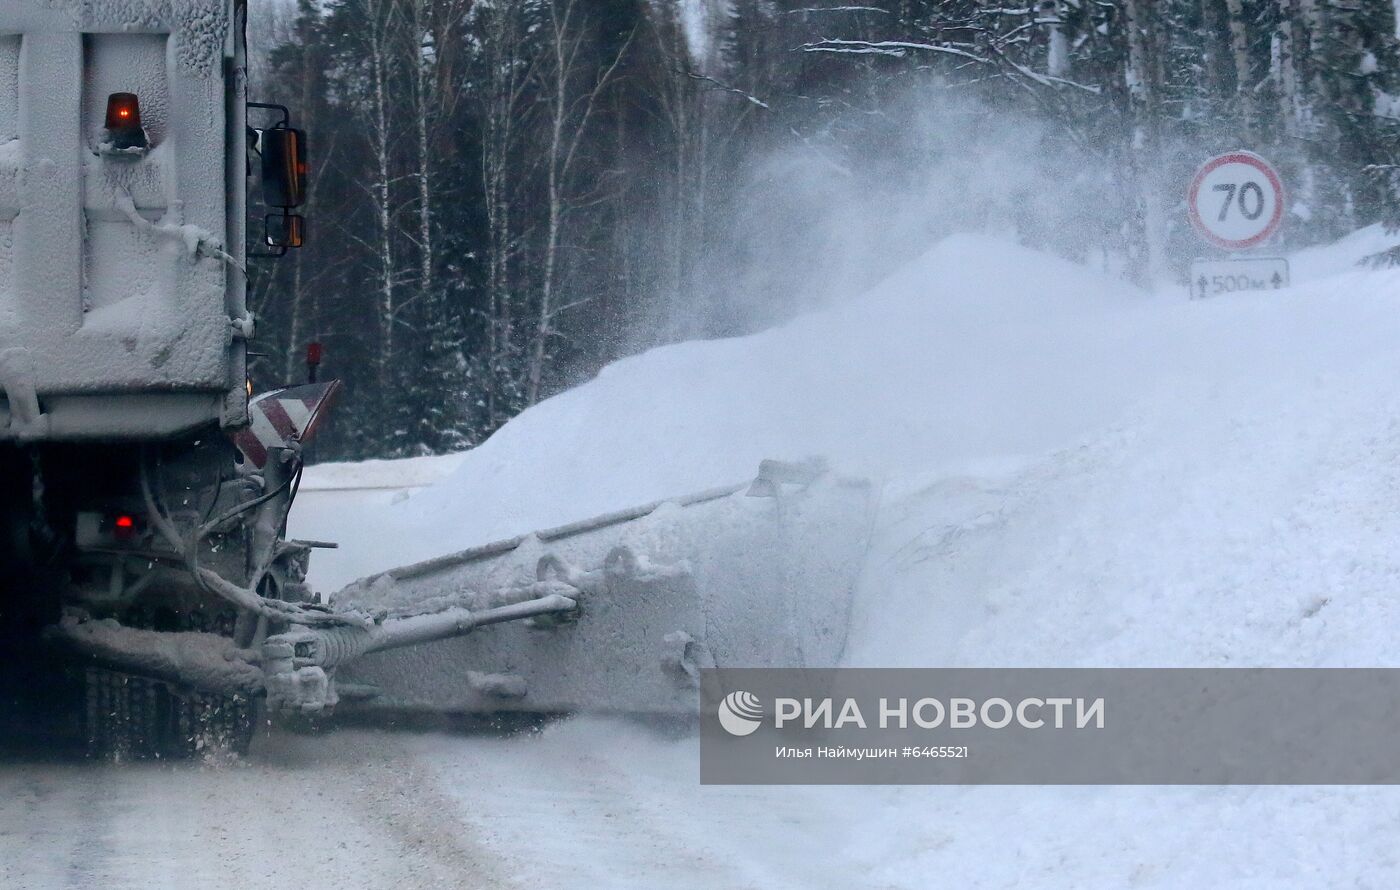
[717,691,764,737]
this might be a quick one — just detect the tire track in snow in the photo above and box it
[0,729,512,889]
[404,717,869,890]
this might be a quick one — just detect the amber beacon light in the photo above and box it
[105,92,141,129]
[102,92,148,154]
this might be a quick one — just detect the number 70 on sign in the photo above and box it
[1187,152,1286,251]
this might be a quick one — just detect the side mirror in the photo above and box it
[261,127,307,209]
[264,213,305,250]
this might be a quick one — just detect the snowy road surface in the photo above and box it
[0,730,508,890]
[0,724,847,890]
[7,718,1400,889]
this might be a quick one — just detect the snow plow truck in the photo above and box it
[0,1,875,759]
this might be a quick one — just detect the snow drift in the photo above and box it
[293,227,1400,888]
[306,233,1148,590]
[300,224,1400,670]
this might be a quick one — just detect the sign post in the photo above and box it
[1186,151,1288,298]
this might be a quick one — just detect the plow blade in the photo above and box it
[329,462,877,717]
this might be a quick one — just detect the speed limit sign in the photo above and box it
[1187,151,1286,250]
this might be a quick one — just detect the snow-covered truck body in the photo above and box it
[0,1,875,757]
[0,1,248,441]
[0,2,281,758]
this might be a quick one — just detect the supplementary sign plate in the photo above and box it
[1189,257,1289,299]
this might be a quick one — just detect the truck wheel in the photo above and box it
[83,668,256,761]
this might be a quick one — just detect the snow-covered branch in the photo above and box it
[683,69,771,108]
[801,39,986,64]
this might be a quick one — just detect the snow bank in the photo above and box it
[1290,222,1400,279]
[294,223,1400,671]
[293,226,1400,887]
[299,451,466,492]
[291,452,469,563]
[306,226,1400,601]
[845,242,1400,670]
[305,234,1160,588]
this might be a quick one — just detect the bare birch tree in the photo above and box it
[343,0,406,402]
[476,0,534,429]
[525,0,632,406]
[641,7,707,342]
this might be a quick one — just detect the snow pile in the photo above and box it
[294,225,1400,887]
[291,452,468,554]
[307,233,1157,588]
[305,222,1400,671]
[298,451,466,492]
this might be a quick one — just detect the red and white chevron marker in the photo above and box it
[231,380,342,468]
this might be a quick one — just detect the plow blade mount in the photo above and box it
[330,461,877,717]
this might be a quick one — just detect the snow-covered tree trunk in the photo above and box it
[526,0,574,409]
[1200,0,1232,101]
[1037,1,1069,78]
[1124,0,1167,285]
[1274,0,1318,233]
[400,0,474,451]
[1224,0,1255,139]
[1297,0,1324,132]
[478,1,528,431]
[644,6,707,342]
[406,0,434,321]
[362,1,399,403]
[1274,0,1302,138]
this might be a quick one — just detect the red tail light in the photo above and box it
[113,514,137,541]
[105,92,141,129]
